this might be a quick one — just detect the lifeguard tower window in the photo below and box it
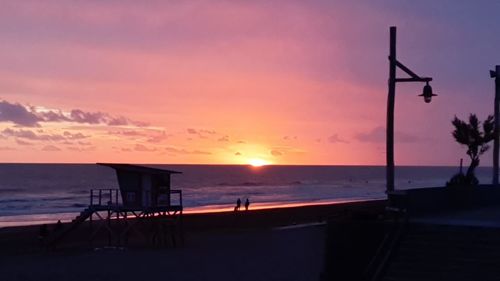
[126,192,136,204]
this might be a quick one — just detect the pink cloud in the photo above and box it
[41,145,61,151]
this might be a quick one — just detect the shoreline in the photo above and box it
[0,197,384,228]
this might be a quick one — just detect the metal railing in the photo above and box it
[170,190,183,208]
[89,188,182,208]
[90,188,120,206]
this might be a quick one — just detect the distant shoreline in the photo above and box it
[0,162,490,168]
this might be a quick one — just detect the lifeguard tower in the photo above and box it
[98,163,183,210]
[47,163,184,248]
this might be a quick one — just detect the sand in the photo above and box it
[0,200,385,281]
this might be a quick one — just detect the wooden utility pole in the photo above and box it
[492,65,500,186]
[387,26,397,193]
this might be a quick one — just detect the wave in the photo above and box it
[215,180,305,188]
[217,181,267,187]
[68,190,90,195]
[0,195,86,205]
[0,188,26,193]
[71,203,87,208]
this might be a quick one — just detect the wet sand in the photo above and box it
[0,200,385,281]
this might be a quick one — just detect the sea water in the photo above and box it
[0,164,492,226]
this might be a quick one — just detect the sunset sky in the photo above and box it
[0,0,499,165]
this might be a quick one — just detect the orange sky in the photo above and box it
[0,1,499,165]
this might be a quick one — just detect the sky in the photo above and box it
[0,0,499,165]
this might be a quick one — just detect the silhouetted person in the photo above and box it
[54,220,63,232]
[245,198,250,211]
[235,198,241,211]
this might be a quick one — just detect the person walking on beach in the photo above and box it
[55,220,63,232]
[245,198,250,211]
[235,198,241,211]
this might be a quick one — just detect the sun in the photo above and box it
[248,158,270,167]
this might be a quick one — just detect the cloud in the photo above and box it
[2,128,65,141]
[395,133,421,143]
[328,134,348,144]
[42,145,61,151]
[63,131,89,140]
[122,130,143,136]
[355,127,385,143]
[107,129,171,143]
[235,152,242,156]
[355,126,420,143]
[134,144,156,152]
[78,141,92,146]
[146,132,171,143]
[186,128,216,139]
[67,146,96,152]
[107,116,129,126]
[0,99,148,128]
[191,150,211,155]
[0,100,41,127]
[218,135,229,142]
[0,146,15,151]
[283,136,298,141]
[16,139,34,146]
[270,150,283,156]
[108,130,143,137]
[36,110,69,122]
[199,129,216,135]
[165,147,211,155]
[69,109,107,124]
[2,128,91,145]
[269,146,306,156]
[65,109,146,127]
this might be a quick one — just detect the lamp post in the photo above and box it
[386,26,436,193]
[490,65,500,186]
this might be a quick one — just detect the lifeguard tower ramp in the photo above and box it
[47,163,184,247]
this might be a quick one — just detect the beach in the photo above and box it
[0,200,385,281]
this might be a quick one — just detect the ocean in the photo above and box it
[0,164,493,227]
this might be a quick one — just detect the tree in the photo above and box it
[449,114,495,186]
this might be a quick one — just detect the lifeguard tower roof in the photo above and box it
[97,163,182,175]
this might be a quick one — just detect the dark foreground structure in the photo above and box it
[45,163,184,247]
[322,186,500,281]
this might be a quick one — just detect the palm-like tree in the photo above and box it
[450,114,495,185]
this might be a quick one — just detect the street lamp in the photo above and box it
[386,26,436,193]
[419,82,437,104]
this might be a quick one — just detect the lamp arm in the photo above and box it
[388,58,432,83]
[395,77,432,83]
[395,60,422,80]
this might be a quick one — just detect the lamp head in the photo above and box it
[418,82,436,103]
